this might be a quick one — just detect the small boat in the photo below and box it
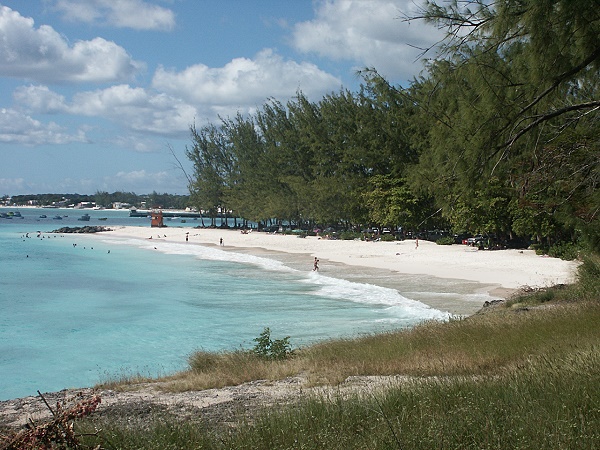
[98,217,108,221]
[39,215,47,218]
[53,215,62,220]
[78,213,91,221]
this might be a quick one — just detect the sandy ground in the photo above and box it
[102,226,578,292]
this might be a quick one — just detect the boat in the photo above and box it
[98,217,108,221]
[78,213,91,221]
[53,215,62,220]
[39,215,47,218]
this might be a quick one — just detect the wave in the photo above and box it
[101,236,449,321]
[304,271,450,320]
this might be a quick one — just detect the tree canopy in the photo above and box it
[186,0,599,251]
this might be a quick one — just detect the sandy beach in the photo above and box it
[0,225,582,429]
[97,226,579,306]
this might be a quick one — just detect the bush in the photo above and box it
[253,327,293,360]
[548,242,580,261]
[436,236,455,245]
[338,231,361,240]
[380,234,396,242]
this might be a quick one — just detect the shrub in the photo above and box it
[253,327,293,360]
[548,242,580,261]
[436,236,455,245]
[338,231,361,240]
[380,234,396,242]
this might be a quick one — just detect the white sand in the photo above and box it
[99,226,579,294]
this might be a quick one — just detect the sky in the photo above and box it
[0,0,442,196]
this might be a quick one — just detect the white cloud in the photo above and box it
[152,49,343,112]
[292,0,442,82]
[106,169,186,193]
[51,0,176,31]
[0,178,27,193]
[11,83,196,141]
[110,134,164,153]
[0,5,145,83]
[13,85,67,114]
[0,108,88,145]
[69,85,197,135]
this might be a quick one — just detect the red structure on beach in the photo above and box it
[150,210,164,227]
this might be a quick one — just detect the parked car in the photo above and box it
[467,234,484,246]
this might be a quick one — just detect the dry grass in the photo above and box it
[101,300,599,393]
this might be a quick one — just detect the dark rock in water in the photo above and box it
[51,226,112,234]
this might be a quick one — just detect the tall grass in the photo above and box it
[221,345,599,449]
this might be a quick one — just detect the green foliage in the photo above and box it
[252,327,293,361]
[548,242,580,261]
[338,231,361,240]
[436,236,454,245]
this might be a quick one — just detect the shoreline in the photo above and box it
[0,225,580,419]
[93,226,579,312]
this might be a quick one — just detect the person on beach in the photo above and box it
[313,257,319,271]
[219,237,223,246]
[415,237,419,249]
[186,234,188,242]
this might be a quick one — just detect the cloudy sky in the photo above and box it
[0,0,440,196]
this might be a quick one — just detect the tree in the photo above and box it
[405,0,600,246]
[186,123,233,225]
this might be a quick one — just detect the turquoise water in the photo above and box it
[0,207,485,400]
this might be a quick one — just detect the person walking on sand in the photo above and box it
[415,237,419,249]
[219,237,223,246]
[313,256,319,271]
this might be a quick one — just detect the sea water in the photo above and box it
[0,208,493,400]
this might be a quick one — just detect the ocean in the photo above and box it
[0,207,494,400]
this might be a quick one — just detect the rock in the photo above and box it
[50,226,112,234]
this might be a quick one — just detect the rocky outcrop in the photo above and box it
[51,226,112,234]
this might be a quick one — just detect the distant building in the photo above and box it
[151,210,164,227]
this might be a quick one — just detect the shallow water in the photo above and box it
[0,207,495,400]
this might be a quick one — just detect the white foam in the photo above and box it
[101,237,449,321]
[305,272,450,320]
[101,238,294,273]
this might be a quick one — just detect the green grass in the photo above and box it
[72,255,600,449]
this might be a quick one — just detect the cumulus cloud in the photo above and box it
[11,83,197,141]
[292,0,442,81]
[8,47,345,147]
[13,85,68,114]
[69,85,197,136]
[152,49,342,112]
[0,5,145,83]
[51,0,176,31]
[0,107,88,145]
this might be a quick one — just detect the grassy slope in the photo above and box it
[81,255,600,448]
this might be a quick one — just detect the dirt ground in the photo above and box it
[0,374,407,432]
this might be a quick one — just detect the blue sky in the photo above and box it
[0,0,441,196]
